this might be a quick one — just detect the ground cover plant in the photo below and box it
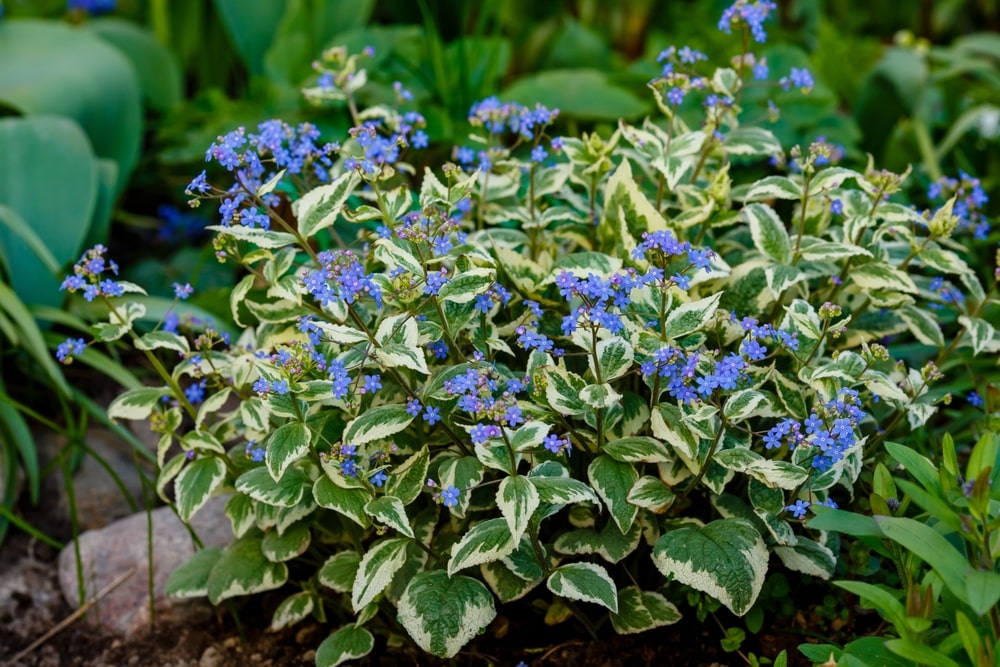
[48,1,999,665]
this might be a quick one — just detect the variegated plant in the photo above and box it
[66,8,998,666]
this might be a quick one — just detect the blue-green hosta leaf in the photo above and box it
[107,386,167,421]
[165,547,222,598]
[652,518,768,615]
[265,422,311,482]
[437,268,496,304]
[313,476,373,528]
[497,475,539,544]
[774,538,836,579]
[261,521,311,562]
[849,262,918,294]
[603,437,673,463]
[385,445,429,505]
[898,305,945,347]
[206,224,297,249]
[662,292,723,340]
[206,534,288,604]
[398,571,497,658]
[723,127,781,157]
[547,562,619,613]
[580,382,621,409]
[588,456,639,534]
[270,591,314,631]
[364,496,413,538]
[295,170,361,238]
[438,456,485,519]
[742,203,790,264]
[591,336,634,382]
[610,586,682,635]
[743,176,802,201]
[722,389,768,423]
[481,560,542,603]
[175,456,227,522]
[714,449,809,490]
[958,315,996,357]
[542,366,589,416]
[237,466,308,508]
[448,517,517,576]
[315,625,374,667]
[351,537,410,611]
[627,476,675,513]
[343,404,414,446]
[318,551,361,594]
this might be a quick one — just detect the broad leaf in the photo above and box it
[175,456,227,522]
[265,422,311,482]
[609,586,682,635]
[547,562,618,613]
[343,404,414,446]
[588,456,639,533]
[397,570,497,658]
[496,475,540,543]
[315,625,374,667]
[351,537,410,611]
[205,534,288,604]
[448,518,516,576]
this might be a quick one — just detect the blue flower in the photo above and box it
[440,485,460,507]
[830,199,843,215]
[406,398,422,416]
[423,406,441,425]
[968,391,985,408]
[370,470,388,487]
[55,337,87,364]
[362,374,382,394]
[173,282,194,300]
[184,380,207,405]
[785,499,810,518]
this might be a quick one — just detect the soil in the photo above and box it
[1,518,841,667]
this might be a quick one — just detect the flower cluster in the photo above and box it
[632,229,715,289]
[444,367,526,442]
[763,388,867,472]
[59,244,124,302]
[718,0,778,43]
[304,249,384,308]
[556,269,661,335]
[468,97,559,141]
[927,171,991,239]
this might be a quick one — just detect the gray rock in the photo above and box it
[57,494,233,637]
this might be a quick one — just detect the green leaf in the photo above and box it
[502,69,648,120]
[958,315,996,357]
[264,422,311,482]
[87,17,182,112]
[580,382,621,409]
[883,640,961,667]
[351,537,410,611]
[806,507,883,537]
[0,116,97,308]
[206,224,298,249]
[724,127,781,157]
[554,521,641,564]
[261,521,311,562]
[849,262,918,294]
[662,292,723,340]
[481,560,542,603]
[206,534,288,604]
[604,437,673,464]
[652,518,768,615]
[315,625,374,667]
[723,389,768,423]
[438,456,484,518]
[588,455,639,534]
[627,476,675,513]
[964,569,1000,618]
[175,456,227,522]
[448,517,516,576]
[743,176,802,201]
[609,586,682,635]
[835,580,906,629]
[798,239,872,262]
[295,170,361,238]
[397,570,497,658]
[542,366,589,416]
[237,466,308,508]
[270,591,313,631]
[437,268,496,305]
[714,449,809,490]
[211,0,287,75]
[343,404,415,446]
[884,441,940,494]
[165,547,222,598]
[742,203,791,264]
[529,475,601,507]
[773,538,836,579]
[897,305,944,347]
[592,336,634,382]
[0,283,70,396]
[547,562,619,613]
[312,476,372,528]
[318,551,361,594]
[365,496,413,538]
[497,475,540,543]
[385,445,429,505]
[874,516,971,607]
[0,20,142,193]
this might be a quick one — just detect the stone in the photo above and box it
[57,494,233,637]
